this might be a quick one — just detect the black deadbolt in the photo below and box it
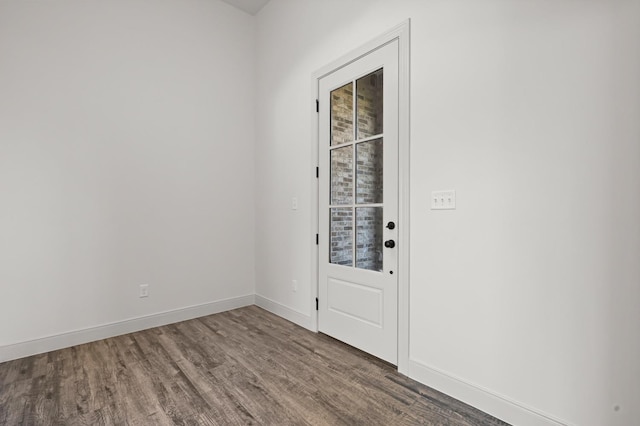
[384,240,396,248]
[386,221,396,230]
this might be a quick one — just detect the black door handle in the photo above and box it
[384,240,395,248]
[386,221,395,230]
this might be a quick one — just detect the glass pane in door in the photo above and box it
[331,146,353,205]
[356,139,383,204]
[356,207,383,271]
[330,208,353,266]
[356,68,383,139]
[331,83,354,146]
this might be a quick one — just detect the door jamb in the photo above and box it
[309,20,410,374]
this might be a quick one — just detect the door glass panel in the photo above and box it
[356,139,383,204]
[330,208,353,266]
[356,207,383,271]
[331,146,353,205]
[356,68,383,139]
[331,82,354,146]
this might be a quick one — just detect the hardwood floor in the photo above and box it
[0,306,509,425]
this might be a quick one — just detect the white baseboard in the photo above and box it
[254,294,313,331]
[0,295,572,426]
[408,358,572,426]
[0,294,255,363]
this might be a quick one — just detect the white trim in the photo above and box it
[310,19,411,370]
[396,20,411,376]
[408,359,573,426]
[310,74,319,333]
[0,295,255,363]
[255,294,314,330]
[0,291,571,426]
[311,20,410,81]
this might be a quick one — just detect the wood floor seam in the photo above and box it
[0,306,509,426]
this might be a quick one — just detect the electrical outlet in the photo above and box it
[139,284,149,298]
[292,279,298,292]
[292,197,298,210]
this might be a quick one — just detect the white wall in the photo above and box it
[0,0,256,354]
[255,1,640,425]
[1,0,638,423]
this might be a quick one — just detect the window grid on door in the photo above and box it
[329,68,384,271]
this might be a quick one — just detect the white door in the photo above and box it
[318,40,399,364]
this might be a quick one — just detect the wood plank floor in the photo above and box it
[0,306,509,425]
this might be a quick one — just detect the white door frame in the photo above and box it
[309,20,410,374]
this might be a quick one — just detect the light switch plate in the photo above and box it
[139,284,149,298]
[292,197,298,210]
[431,190,456,210]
